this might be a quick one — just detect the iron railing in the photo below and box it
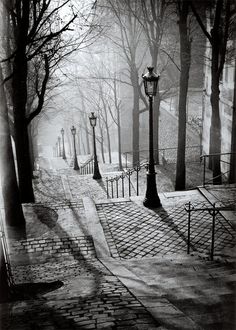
[80,157,94,175]
[185,201,235,260]
[200,152,236,186]
[123,145,201,168]
[106,162,148,199]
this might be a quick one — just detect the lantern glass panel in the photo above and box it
[71,126,76,135]
[89,113,97,127]
[142,67,159,97]
[147,81,154,96]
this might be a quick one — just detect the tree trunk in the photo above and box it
[209,46,222,184]
[81,104,90,155]
[117,106,123,170]
[28,125,35,176]
[229,56,236,183]
[132,69,140,167]
[0,67,25,229]
[175,2,191,191]
[77,134,81,156]
[99,125,106,163]
[153,90,160,164]
[86,127,91,155]
[13,115,35,202]
[12,1,35,202]
[151,49,160,165]
[106,123,112,164]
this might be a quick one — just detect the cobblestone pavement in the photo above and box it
[1,260,161,330]
[33,169,66,203]
[2,159,162,330]
[96,199,236,260]
[204,184,236,215]
[2,157,236,330]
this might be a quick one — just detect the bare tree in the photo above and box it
[175,0,192,190]
[129,0,170,163]
[0,2,25,230]
[229,49,236,182]
[190,0,234,184]
[3,0,99,202]
[103,0,147,166]
[0,66,25,230]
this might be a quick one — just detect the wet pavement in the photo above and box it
[1,156,236,330]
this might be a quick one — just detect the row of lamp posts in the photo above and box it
[54,67,161,207]
[55,112,101,180]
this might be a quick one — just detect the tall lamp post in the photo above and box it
[61,128,66,160]
[142,67,161,208]
[58,136,62,157]
[71,126,79,170]
[89,112,101,180]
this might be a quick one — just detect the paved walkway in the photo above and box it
[1,157,236,330]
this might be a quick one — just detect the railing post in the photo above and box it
[136,167,139,196]
[111,179,114,198]
[186,202,192,254]
[210,203,218,261]
[128,170,131,197]
[121,174,125,198]
[116,177,119,198]
[106,178,109,199]
[203,156,206,187]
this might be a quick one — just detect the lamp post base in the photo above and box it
[93,163,101,180]
[143,172,161,208]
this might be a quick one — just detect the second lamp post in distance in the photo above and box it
[142,67,161,208]
[71,126,80,171]
[89,112,101,180]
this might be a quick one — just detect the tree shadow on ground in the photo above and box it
[152,206,197,252]
[2,202,160,329]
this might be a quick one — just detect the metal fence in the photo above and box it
[80,157,94,175]
[106,162,148,199]
[185,201,235,260]
[200,152,236,186]
[123,145,201,168]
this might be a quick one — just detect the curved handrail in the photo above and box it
[80,156,94,175]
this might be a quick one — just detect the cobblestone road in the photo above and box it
[97,200,236,260]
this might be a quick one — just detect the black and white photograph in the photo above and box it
[0,0,235,329]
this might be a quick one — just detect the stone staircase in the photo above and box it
[111,253,236,330]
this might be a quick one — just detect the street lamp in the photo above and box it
[58,136,62,157]
[89,112,101,180]
[61,128,66,160]
[142,67,161,208]
[71,126,79,170]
